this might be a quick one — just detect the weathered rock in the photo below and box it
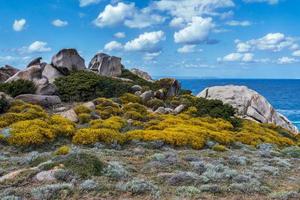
[157,78,181,97]
[42,64,64,84]
[0,65,19,82]
[130,68,153,81]
[27,57,42,68]
[15,94,61,107]
[154,89,165,99]
[34,77,57,95]
[140,90,153,103]
[82,101,95,110]
[51,48,86,75]
[131,85,142,92]
[34,169,60,182]
[56,109,78,122]
[88,53,122,77]
[174,104,185,114]
[197,85,298,134]
[5,65,42,83]
[0,92,13,104]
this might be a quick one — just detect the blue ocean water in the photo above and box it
[178,79,300,129]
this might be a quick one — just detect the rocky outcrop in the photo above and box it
[157,78,181,98]
[130,68,153,81]
[15,94,62,107]
[42,64,64,84]
[56,109,78,122]
[197,85,298,134]
[88,53,122,77]
[5,65,42,83]
[0,65,19,82]
[51,49,86,75]
[27,57,43,68]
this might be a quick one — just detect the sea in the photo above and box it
[178,79,300,129]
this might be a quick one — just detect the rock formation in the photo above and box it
[197,85,298,134]
[15,94,62,107]
[88,53,122,77]
[26,57,43,68]
[51,49,86,75]
[130,68,153,81]
[0,65,19,82]
[42,64,64,84]
[5,65,43,83]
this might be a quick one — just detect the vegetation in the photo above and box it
[54,71,133,102]
[55,145,70,155]
[120,69,155,89]
[0,79,36,97]
[0,98,9,114]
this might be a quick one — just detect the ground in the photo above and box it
[0,141,299,200]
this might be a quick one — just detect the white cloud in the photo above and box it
[124,31,165,52]
[154,0,235,22]
[79,0,101,7]
[144,51,161,60]
[124,8,165,29]
[222,52,254,62]
[94,2,135,27]
[104,41,123,51]
[94,2,164,28]
[13,19,26,32]
[235,33,298,52]
[114,32,126,38]
[52,19,68,27]
[277,57,298,64]
[226,20,251,26]
[177,45,198,53]
[169,17,185,28]
[243,0,279,5]
[174,17,214,44]
[292,50,300,57]
[27,41,51,53]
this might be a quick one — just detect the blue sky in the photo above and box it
[1,0,300,78]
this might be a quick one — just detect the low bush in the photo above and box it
[55,145,70,155]
[0,79,36,97]
[54,71,133,102]
[94,98,122,119]
[146,98,164,110]
[120,69,155,89]
[90,116,126,130]
[120,93,141,104]
[123,103,148,121]
[0,98,9,114]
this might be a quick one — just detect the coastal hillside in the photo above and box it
[0,49,300,200]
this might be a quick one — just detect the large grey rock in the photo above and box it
[15,94,61,107]
[0,65,19,82]
[56,109,78,122]
[27,57,42,68]
[88,53,122,77]
[5,65,42,83]
[140,90,153,103]
[42,64,64,84]
[51,48,86,75]
[157,78,181,97]
[130,68,153,81]
[197,85,298,134]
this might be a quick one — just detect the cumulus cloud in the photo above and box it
[13,19,26,31]
[243,0,279,5]
[27,41,51,53]
[235,33,298,52]
[226,20,251,26]
[174,17,214,44]
[177,45,199,53]
[114,32,126,38]
[79,0,101,7]
[277,57,298,64]
[153,0,234,23]
[94,2,164,28]
[221,52,254,62]
[124,31,165,52]
[52,19,68,27]
[292,50,300,57]
[104,41,123,51]
[143,51,161,60]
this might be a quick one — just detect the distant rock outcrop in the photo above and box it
[15,94,62,107]
[26,57,43,68]
[51,49,86,75]
[130,68,152,81]
[5,65,43,83]
[197,85,298,134]
[88,53,122,77]
[0,65,19,82]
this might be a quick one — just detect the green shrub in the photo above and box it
[146,98,164,110]
[0,80,36,97]
[0,98,9,114]
[54,71,133,102]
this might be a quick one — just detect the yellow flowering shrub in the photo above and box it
[120,93,141,104]
[122,103,148,121]
[55,145,70,155]
[90,116,126,131]
[72,128,125,145]
[212,144,227,152]
[78,113,91,124]
[94,98,122,119]
[49,115,76,136]
[0,101,48,128]
[74,105,92,115]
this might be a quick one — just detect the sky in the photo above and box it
[0,0,300,78]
